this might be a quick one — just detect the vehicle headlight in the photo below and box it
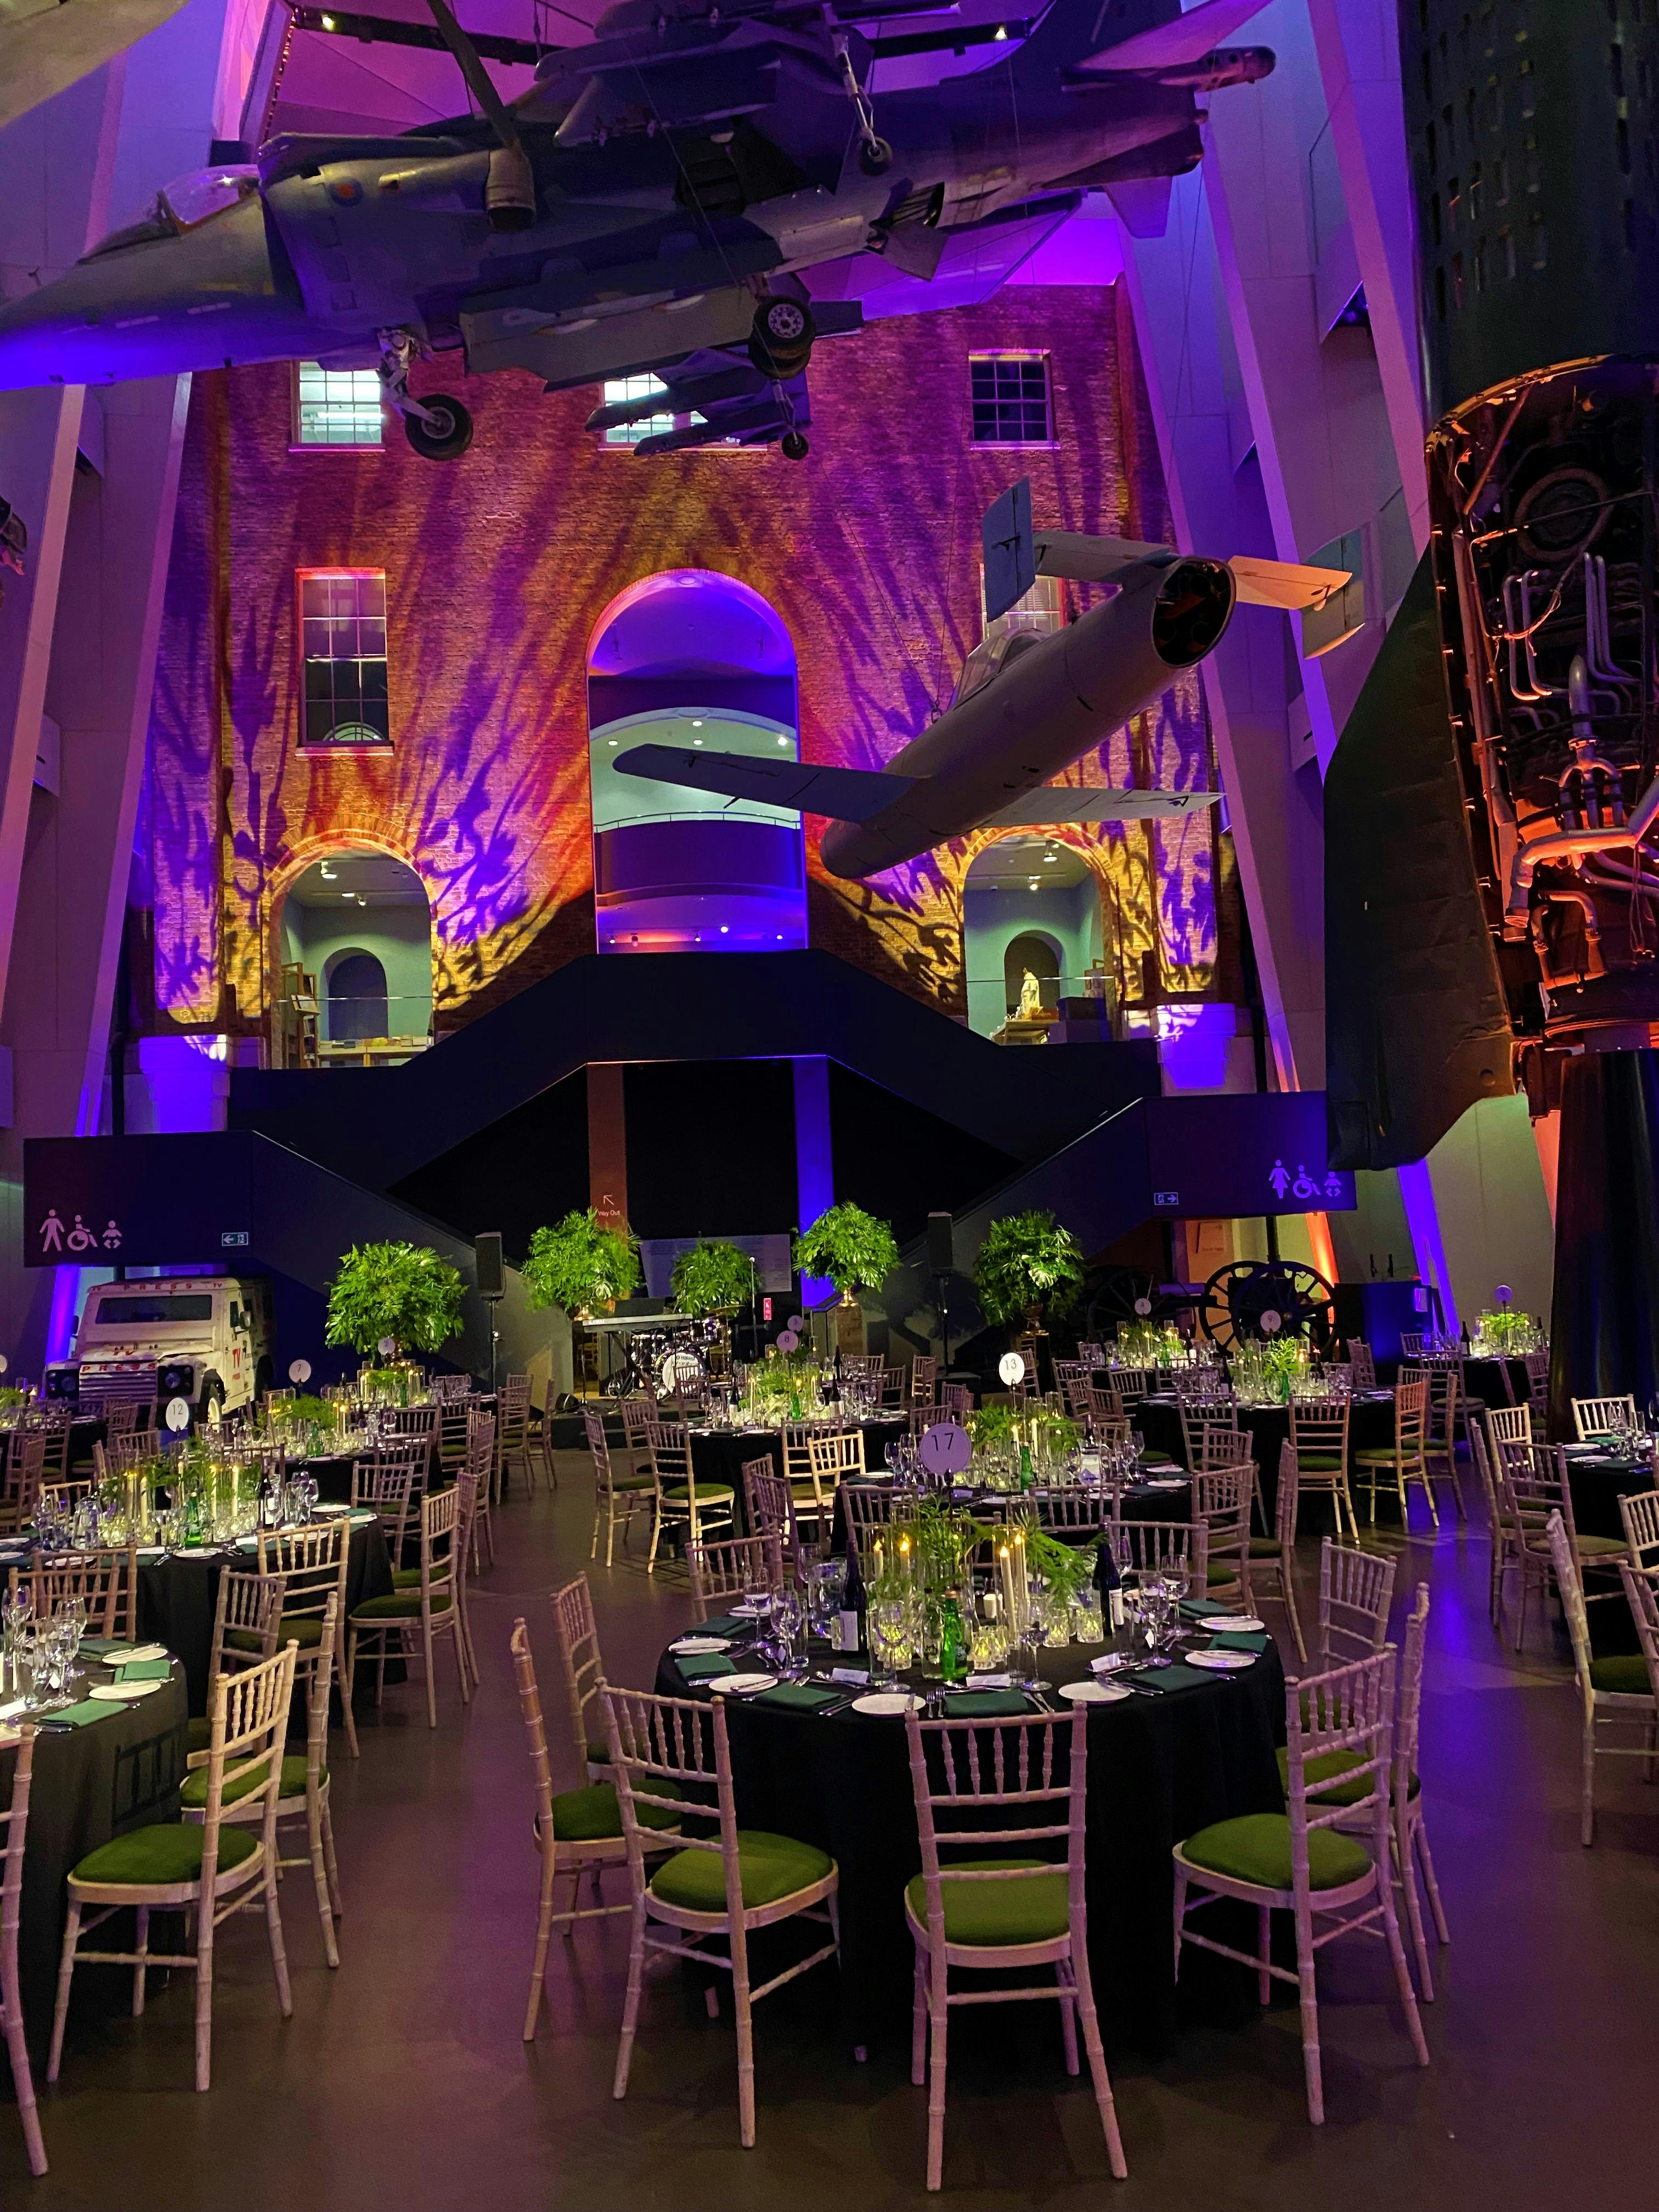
[158,1362,196,1397]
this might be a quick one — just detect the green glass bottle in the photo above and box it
[939,1593,967,1682]
[1019,1441,1034,1493]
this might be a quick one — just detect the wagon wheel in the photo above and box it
[1198,1259,1335,1352]
[1084,1266,1164,1343]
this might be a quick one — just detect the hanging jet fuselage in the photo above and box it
[816,556,1235,877]
[0,22,1237,396]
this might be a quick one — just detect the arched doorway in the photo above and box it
[586,570,805,952]
[274,848,433,1065]
[962,836,1107,1039]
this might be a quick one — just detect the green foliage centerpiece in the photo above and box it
[973,1210,1086,1334]
[522,1209,642,1318]
[325,1240,465,1357]
[670,1240,754,1318]
[793,1202,900,1306]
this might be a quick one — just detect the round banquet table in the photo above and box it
[832,1471,1197,1553]
[131,1510,394,1711]
[1560,1444,1652,1656]
[1,1651,188,2063]
[689,1419,909,1520]
[1132,1391,1398,1522]
[655,1630,1288,2059]
[1459,1357,1531,1410]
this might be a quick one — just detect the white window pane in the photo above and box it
[295,363,384,447]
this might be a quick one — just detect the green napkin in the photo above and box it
[79,1638,124,1656]
[941,1690,1030,1717]
[696,1615,751,1639]
[112,1658,172,1680]
[1178,1599,1229,1620]
[753,1683,844,1712]
[676,1652,737,1680]
[1119,1663,1214,1695]
[1209,1632,1268,1654]
[50,1700,111,1728]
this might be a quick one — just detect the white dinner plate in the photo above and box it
[851,1691,922,1716]
[89,1679,164,1700]
[314,1503,349,1517]
[1059,1680,1130,1704]
[1197,1616,1265,1635]
[1186,1649,1256,1672]
[709,1673,776,1696]
[670,1635,731,1655]
[118,1644,170,1664]
[730,1600,769,1617]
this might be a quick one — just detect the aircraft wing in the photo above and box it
[986,790,1221,826]
[1227,555,1350,611]
[591,348,812,456]
[0,0,188,130]
[613,746,918,823]
[1074,0,1274,73]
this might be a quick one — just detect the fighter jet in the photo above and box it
[614,478,1348,876]
[0,0,188,133]
[0,0,1277,460]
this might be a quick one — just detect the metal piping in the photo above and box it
[1507,770,1659,916]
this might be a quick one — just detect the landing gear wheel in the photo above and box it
[780,430,809,461]
[749,296,815,380]
[858,134,893,176]
[403,394,473,461]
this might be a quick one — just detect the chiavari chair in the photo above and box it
[1546,1514,1655,1846]
[1318,1537,1396,1664]
[687,1532,784,1619]
[584,1406,654,1568]
[345,1482,470,1730]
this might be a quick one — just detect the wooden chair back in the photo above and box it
[351,1444,424,1561]
[36,1409,70,1487]
[498,1374,532,1449]
[1618,1486,1659,1576]
[256,1520,350,1654]
[741,1458,803,1569]
[106,1402,147,1437]
[904,1705,1086,1948]
[0,1437,44,1536]
[1544,1510,1595,1693]
[1318,1538,1396,1662]
[95,1430,158,1479]
[1186,1413,1245,1472]
[1288,1396,1351,1464]
[1469,1419,1506,1528]
[550,1573,605,1771]
[583,1406,616,1487]
[206,1568,284,1690]
[1275,1441,1300,1548]
[602,1684,732,1897]
[938,1384,973,1422]
[1284,1649,1396,1882]
[1347,1339,1376,1389]
[1399,1334,1425,1358]
[1391,1377,1429,1454]
[909,1355,937,1407]
[1083,1384,1125,1431]
[9,1547,137,1639]
[1572,1393,1637,1441]
[842,1483,905,1556]
[1110,1367,1154,1406]
[1524,1351,1550,1412]
[687,1532,784,1619]
[1503,1441,1577,1558]
[1617,1559,1659,1701]
[1191,1464,1251,1573]
[1075,1342,1104,1369]
[1033,1491,1109,1537]
[199,1641,299,1880]
[1111,1516,1208,1595]
[1397,1582,1431,1792]
[1487,1402,1532,1450]
[510,1617,556,1846]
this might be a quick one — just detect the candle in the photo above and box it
[899,1532,912,1589]
[874,1536,885,1587]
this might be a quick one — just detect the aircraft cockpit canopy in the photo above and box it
[82,164,260,259]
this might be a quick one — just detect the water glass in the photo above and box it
[868,1597,912,1689]
[770,1588,805,1678]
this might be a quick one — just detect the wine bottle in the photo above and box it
[1093,1539,1124,1635]
[838,1541,866,1655]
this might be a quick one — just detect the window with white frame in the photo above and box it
[292,363,384,449]
[969,352,1054,447]
[602,374,676,447]
[297,570,390,748]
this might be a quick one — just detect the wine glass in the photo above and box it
[771,1587,805,1679]
[868,1597,910,1690]
[59,1593,88,1683]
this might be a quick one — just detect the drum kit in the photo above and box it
[585,1312,728,1397]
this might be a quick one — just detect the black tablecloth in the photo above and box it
[833,1475,1194,1554]
[1,1657,189,2063]
[655,1633,1286,2059]
[134,1514,394,1711]
[1132,1393,1398,1523]
[1460,1357,1530,1410]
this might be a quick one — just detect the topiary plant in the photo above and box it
[670,1240,754,1318]
[325,1241,465,1357]
[973,1210,1086,1327]
[794,1202,900,1305]
[521,1209,642,1317]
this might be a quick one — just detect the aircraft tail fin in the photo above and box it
[613,746,917,824]
[1228,554,1350,611]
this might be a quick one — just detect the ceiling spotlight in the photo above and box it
[776,735,789,746]
[1044,852,1057,865]
[994,21,1008,36]
[1028,878,1039,890]
[607,737,618,746]
[719,924,729,934]
[320,10,336,25]
[690,719,703,728]
[319,862,335,879]
[341,889,356,899]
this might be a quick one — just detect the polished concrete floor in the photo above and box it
[10,1459,1659,2209]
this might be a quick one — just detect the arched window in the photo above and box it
[586,570,805,953]
[327,950,390,1043]
[1004,932,1062,1015]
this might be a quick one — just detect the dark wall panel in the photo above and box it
[625,1059,798,1238]
[388,1071,589,1259]
[828,1060,1020,1246]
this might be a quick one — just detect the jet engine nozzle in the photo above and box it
[1152,558,1235,667]
[486,143,537,233]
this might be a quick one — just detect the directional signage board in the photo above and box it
[1144,1093,1357,1218]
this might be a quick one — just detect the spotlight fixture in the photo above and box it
[690,719,703,727]
[1043,850,1058,864]
[319,862,335,879]
[994,21,1008,36]
[776,735,789,746]
[320,9,335,24]
[692,737,703,746]
[719,924,729,934]
[341,889,356,899]
[607,737,618,746]
[1028,878,1039,890]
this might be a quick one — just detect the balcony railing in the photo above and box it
[270,994,435,1070]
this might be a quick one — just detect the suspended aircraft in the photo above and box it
[614,478,1348,876]
[0,0,1277,459]
[0,0,188,133]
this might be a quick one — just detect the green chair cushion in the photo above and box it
[1141,1452,1176,1467]
[226,1614,325,1652]
[1275,1745,1418,1806]
[905,1857,1070,1947]
[650,1829,832,1913]
[187,1714,211,1754]
[350,1589,452,1620]
[1590,1653,1654,1695]
[1206,1561,1243,1586]
[71,1822,260,1888]
[1180,1812,1372,1893]
[551,1778,682,1843]
[1248,1535,1283,1558]
[661,1482,735,1503]
[180,1753,315,1810]
[1576,1533,1629,1559]
[607,1472,657,1492]
[1354,1448,1421,1467]
[1297,1453,1346,1471]
[391,1566,422,1589]
[586,1736,613,1767]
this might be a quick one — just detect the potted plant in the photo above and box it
[794,1201,900,1357]
[973,1210,1086,1341]
[325,1240,466,1358]
[670,1240,754,1319]
[521,1210,642,1320]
